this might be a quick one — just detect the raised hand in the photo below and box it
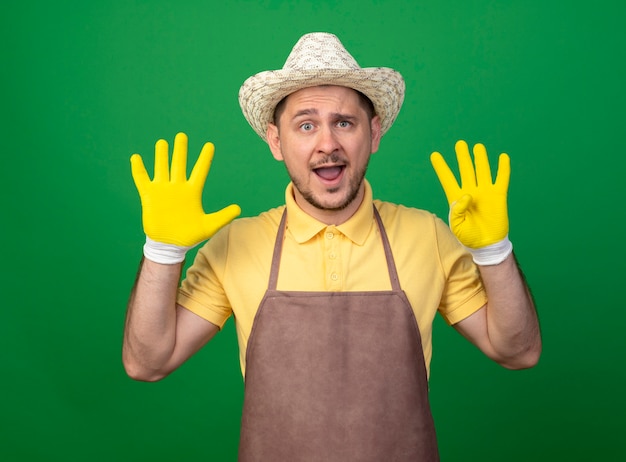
[131,133,241,262]
[431,140,512,264]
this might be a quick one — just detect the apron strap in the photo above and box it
[267,210,288,291]
[268,205,402,292]
[372,206,402,292]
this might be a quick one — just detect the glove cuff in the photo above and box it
[143,236,192,265]
[468,236,513,266]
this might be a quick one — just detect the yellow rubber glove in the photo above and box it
[131,133,241,263]
[430,140,512,265]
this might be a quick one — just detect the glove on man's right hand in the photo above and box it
[131,132,241,263]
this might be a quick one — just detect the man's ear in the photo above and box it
[267,123,284,161]
[370,115,382,154]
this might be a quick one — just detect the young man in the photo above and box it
[124,32,541,461]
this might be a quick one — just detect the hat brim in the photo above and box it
[239,67,405,142]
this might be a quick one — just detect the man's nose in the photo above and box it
[316,125,340,154]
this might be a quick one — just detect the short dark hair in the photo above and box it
[272,87,376,126]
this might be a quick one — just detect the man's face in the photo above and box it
[267,85,381,224]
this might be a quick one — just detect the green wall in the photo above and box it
[2,0,624,460]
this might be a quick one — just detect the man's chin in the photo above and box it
[307,189,358,212]
[292,175,365,214]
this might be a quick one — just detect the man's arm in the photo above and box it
[123,259,220,381]
[431,140,541,369]
[123,133,239,381]
[453,253,541,369]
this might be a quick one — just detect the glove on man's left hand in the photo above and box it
[430,140,512,265]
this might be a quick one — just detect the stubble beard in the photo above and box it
[289,157,370,212]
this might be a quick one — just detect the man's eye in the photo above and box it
[300,123,314,131]
[338,121,352,128]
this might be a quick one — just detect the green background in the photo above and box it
[2,0,624,460]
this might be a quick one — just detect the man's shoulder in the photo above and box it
[201,205,285,257]
[373,199,439,224]
[372,199,459,257]
[227,204,286,237]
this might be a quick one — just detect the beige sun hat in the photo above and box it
[238,32,405,142]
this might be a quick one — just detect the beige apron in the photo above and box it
[238,207,439,461]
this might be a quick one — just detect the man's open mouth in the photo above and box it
[314,166,345,181]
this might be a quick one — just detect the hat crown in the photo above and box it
[283,33,361,71]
